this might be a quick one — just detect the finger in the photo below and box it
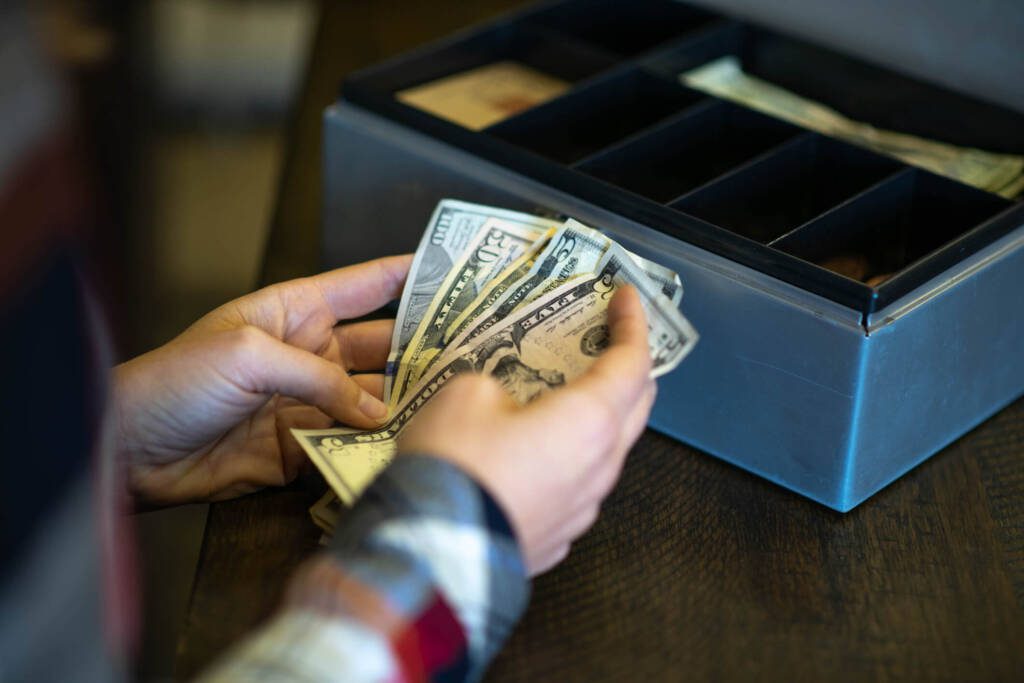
[588,380,656,500]
[275,402,335,476]
[397,373,513,456]
[529,542,571,577]
[351,373,385,400]
[558,285,651,418]
[312,254,413,321]
[270,396,335,432]
[231,327,389,429]
[335,319,395,371]
[563,503,601,544]
[207,456,291,500]
[531,498,602,560]
[614,378,656,461]
[199,405,302,497]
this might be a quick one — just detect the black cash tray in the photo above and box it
[340,0,1024,317]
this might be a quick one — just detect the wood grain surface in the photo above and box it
[176,2,1024,680]
[489,413,1024,681]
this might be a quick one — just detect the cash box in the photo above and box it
[320,0,1024,511]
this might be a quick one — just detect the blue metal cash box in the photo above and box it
[319,0,1024,511]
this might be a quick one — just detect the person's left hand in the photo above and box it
[114,254,412,507]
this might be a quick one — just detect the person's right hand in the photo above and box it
[397,286,656,576]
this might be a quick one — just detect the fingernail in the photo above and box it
[358,392,388,421]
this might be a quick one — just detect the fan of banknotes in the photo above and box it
[294,199,698,538]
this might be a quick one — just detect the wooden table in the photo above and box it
[176,3,1024,680]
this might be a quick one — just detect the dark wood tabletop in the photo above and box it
[176,3,1024,680]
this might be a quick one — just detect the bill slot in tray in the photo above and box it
[644,21,1024,158]
[523,0,722,56]
[671,134,903,244]
[574,100,802,203]
[349,23,618,131]
[485,69,707,164]
[771,169,1015,291]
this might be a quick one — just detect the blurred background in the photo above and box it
[49,1,315,680]
[39,1,526,679]
[53,0,316,355]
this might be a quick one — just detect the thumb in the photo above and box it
[227,326,388,429]
[536,285,651,420]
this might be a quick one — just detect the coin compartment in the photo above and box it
[772,170,1015,290]
[574,100,802,203]
[485,69,707,164]
[671,135,903,245]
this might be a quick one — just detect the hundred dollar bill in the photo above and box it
[389,218,554,404]
[681,56,1024,198]
[384,200,558,403]
[293,247,698,504]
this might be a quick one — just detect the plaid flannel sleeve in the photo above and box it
[198,455,530,682]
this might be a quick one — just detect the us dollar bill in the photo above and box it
[440,219,612,353]
[293,246,698,504]
[681,56,1024,199]
[631,252,683,306]
[442,217,685,357]
[383,200,558,403]
[441,231,555,346]
[389,218,554,405]
[442,223,682,347]
[446,243,697,381]
[399,219,610,392]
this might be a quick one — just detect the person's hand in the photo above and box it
[398,286,655,575]
[115,254,412,507]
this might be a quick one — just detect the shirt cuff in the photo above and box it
[326,454,530,681]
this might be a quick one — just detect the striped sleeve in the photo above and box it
[199,455,530,682]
